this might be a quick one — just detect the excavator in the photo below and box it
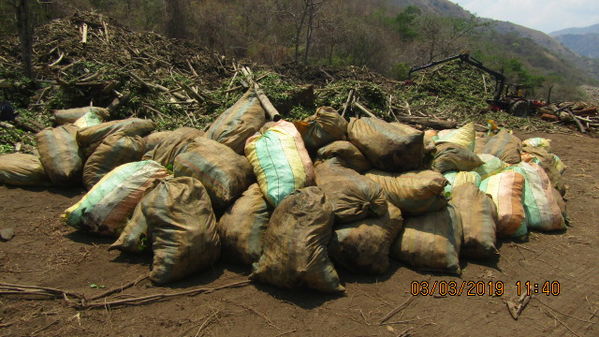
[408,53,536,116]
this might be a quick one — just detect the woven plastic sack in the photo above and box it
[142,127,204,167]
[53,106,107,125]
[366,170,447,215]
[77,118,154,157]
[206,90,266,154]
[506,162,565,231]
[450,183,498,259]
[423,130,438,152]
[73,107,109,129]
[0,153,50,187]
[36,125,83,185]
[143,131,173,153]
[245,120,314,207]
[391,205,462,274]
[432,142,483,173]
[295,106,347,150]
[143,176,221,284]
[347,118,424,172]
[443,171,481,197]
[173,136,254,210]
[316,140,371,173]
[522,137,552,152]
[521,145,566,195]
[480,129,522,164]
[314,159,387,223]
[435,122,475,151]
[63,160,169,236]
[479,170,527,238]
[109,199,149,253]
[329,202,403,274]
[251,187,344,293]
[474,154,508,180]
[83,133,145,190]
[217,184,271,265]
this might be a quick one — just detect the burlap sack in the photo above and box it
[143,176,221,284]
[73,107,110,128]
[206,90,266,154]
[217,184,271,265]
[329,202,403,274]
[366,170,447,215]
[251,186,344,293]
[296,106,347,150]
[143,131,173,154]
[142,127,204,167]
[173,136,254,210]
[82,133,146,190]
[391,205,462,274]
[316,140,371,173]
[53,106,107,126]
[480,129,522,164]
[521,145,566,196]
[450,183,498,259]
[431,142,483,173]
[109,200,149,253]
[347,118,424,172]
[314,159,387,223]
[37,125,83,185]
[0,153,50,187]
[77,118,154,157]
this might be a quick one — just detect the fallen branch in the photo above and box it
[240,66,281,121]
[0,282,84,301]
[379,296,416,324]
[567,110,586,133]
[394,114,457,130]
[353,101,378,119]
[341,89,354,118]
[88,275,149,301]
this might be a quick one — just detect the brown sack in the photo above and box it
[366,170,447,215]
[143,176,221,284]
[205,90,266,154]
[109,199,149,254]
[217,184,271,265]
[480,129,522,164]
[77,118,154,157]
[329,202,403,274]
[142,127,204,167]
[143,131,173,154]
[36,125,83,185]
[347,118,424,172]
[431,142,483,173]
[314,159,387,223]
[450,183,498,259]
[521,145,566,196]
[0,153,50,186]
[173,137,254,210]
[251,186,344,293]
[53,106,108,126]
[316,140,372,173]
[391,205,462,274]
[83,133,146,189]
[296,106,347,149]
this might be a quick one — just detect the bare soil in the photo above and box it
[1,130,598,337]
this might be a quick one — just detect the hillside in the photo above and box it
[554,33,599,59]
[551,23,599,36]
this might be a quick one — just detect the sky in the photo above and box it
[450,0,599,34]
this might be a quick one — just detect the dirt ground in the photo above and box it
[1,130,598,337]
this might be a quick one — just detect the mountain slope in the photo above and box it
[551,23,599,36]
[554,34,599,59]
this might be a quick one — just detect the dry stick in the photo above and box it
[545,309,583,337]
[130,73,187,101]
[192,310,220,337]
[273,329,296,337]
[225,71,239,99]
[240,66,281,121]
[229,301,282,331]
[567,110,586,133]
[79,280,251,309]
[379,296,416,325]
[341,89,354,117]
[187,60,199,77]
[353,101,378,119]
[0,282,83,300]
[403,100,412,116]
[88,275,149,302]
[49,52,64,67]
[381,316,428,326]
[80,23,88,44]
[536,297,596,324]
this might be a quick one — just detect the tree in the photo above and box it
[11,0,34,78]
[164,0,186,39]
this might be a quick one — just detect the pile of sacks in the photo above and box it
[0,91,568,293]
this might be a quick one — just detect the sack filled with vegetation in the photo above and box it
[431,142,483,173]
[480,129,522,164]
[73,107,110,129]
[347,117,424,172]
[329,202,403,275]
[53,106,107,126]
[474,153,508,180]
[63,160,169,236]
[142,127,204,167]
[217,183,271,265]
[391,205,462,274]
[443,171,481,197]
[77,118,154,157]
[0,153,50,187]
[316,140,371,173]
[83,133,146,190]
[295,106,347,150]
[251,186,344,293]
[173,136,254,210]
[522,137,552,152]
[450,183,498,259]
[506,162,565,232]
[435,122,475,151]
[521,145,566,195]
[143,176,221,284]
[143,131,173,154]
[366,170,447,215]
[37,125,83,185]
[479,170,527,239]
[245,120,314,207]
[109,199,149,254]
[423,130,438,153]
[314,159,387,223]
[205,90,266,154]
